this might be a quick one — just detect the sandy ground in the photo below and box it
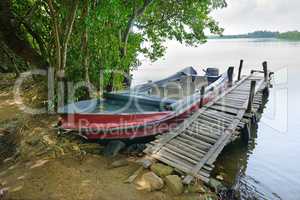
[0,74,177,200]
[0,155,173,200]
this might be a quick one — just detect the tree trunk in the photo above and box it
[47,0,79,77]
[47,0,61,71]
[60,0,79,73]
[0,0,47,69]
[106,72,114,92]
[81,0,90,84]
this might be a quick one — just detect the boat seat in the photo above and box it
[149,75,208,100]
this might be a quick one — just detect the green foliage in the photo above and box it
[11,0,51,61]
[213,30,279,39]
[278,31,300,41]
[4,0,226,97]
[211,30,300,41]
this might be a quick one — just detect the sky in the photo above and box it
[211,0,300,34]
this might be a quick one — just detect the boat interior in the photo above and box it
[58,67,222,114]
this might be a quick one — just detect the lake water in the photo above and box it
[133,38,300,200]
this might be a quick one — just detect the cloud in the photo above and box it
[211,0,300,34]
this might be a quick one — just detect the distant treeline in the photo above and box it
[277,31,300,41]
[210,31,300,41]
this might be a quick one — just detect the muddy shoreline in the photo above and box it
[0,74,221,200]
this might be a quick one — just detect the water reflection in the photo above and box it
[135,39,300,200]
[212,95,282,200]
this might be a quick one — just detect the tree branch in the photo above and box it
[121,0,153,57]
[61,0,79,71]
[0,0,47,69]
[47,0,61,70]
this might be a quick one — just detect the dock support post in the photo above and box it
[227,67,234,86]
[263,61,268,82]
[246,81,256,113]
[242,122,251,143]
[238,60,243,81]
[200,86,205,107]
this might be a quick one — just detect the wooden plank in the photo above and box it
[190,122,225,135]
[193,118,226,130]
[177,135,211,150]
[185,129,217,144]
[180,133,213,148]
[187,127,220,140]
[146,72,269,184]
[197,114,231,127]
[152,153,193,173]
[145,74,253,155]
[169,139,206,155]
[184,74,267,184]
[164,143,203,161]
[214,102,245,110]
[192,124,225,136]
[161,147,199,164]
[183,132,231,184]
[201,112,233,124]
[210,105,240,115]
[218,98,245,104]
[157,149,196,168]
[205,109,235,119]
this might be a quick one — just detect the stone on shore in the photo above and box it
[140,172,164,192]
[150,163,173,177]
[187,183,207,194]
[216,175,224,181]
[108,159,129,169]
[165,175,183,195]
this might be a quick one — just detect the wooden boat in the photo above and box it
[58,67,232,140]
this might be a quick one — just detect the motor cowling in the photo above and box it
[205,68,219,77]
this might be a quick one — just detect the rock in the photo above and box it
[165,175,183,195]
[216,175,224,181]
[125,166,144,184]
[150,163,173,177]
[187,183,207,194]
[103,140,126,157]
[142,159,152,169]
[202,194,218,200]
[176,194,201,200]
[141,172,164,192]
[109,159,129,169]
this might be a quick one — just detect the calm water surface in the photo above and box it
[133,38,300,200]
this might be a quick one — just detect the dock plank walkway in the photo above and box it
[144,72,270,184]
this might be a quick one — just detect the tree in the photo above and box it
[278,31,300,41]
[0,0,227,95]
[0,0,48,69]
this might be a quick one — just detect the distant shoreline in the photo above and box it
[209,30,300,41]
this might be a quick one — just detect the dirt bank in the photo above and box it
[0,74,216,200]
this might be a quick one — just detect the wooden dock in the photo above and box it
[144,62,272,184]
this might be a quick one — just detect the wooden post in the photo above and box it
[238,60,243,81]
[227,67,234,86]
[242,122,251,143]
[246,80,256,113]
[200,86,205,107]
[263,61,268,82]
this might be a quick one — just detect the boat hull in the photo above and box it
[58,68,230,140]
[59,87,225,140]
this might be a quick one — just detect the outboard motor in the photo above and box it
[204,68,220,84]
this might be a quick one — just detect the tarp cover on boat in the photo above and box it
[133,66,198,93]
